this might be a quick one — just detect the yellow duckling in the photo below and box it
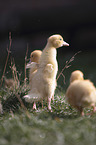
[26,50,57,109]
[27,50,57,101]
[26,50,42,84]
[24,34,69,110]
[26,50,42,109]
[66,70,96,116]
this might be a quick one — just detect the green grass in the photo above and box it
[0,87,96,145]
[0,95,96,145]
[0,50,96,145]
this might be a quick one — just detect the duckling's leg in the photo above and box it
[0,101,3,114]
[52,95,54,101]
[81,110,84,116]
[42,99,43,108]
[48,97,51,111]
[78,107,84,116]
[33,102,36,110]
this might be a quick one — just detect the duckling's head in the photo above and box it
[70,70,84,83]
[48,34,69,48]
[30,50,42,63]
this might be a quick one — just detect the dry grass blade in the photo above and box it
[61,73,66,84]
[10,58,20,89]
[11,58,30,118]
[0,32,12,88]
[16,94,31,118]
[24,44,29,88]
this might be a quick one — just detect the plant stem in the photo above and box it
[0,32,12,88]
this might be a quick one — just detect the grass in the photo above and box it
[1,36,96,145]
[0,82,96,145]
[0,94,96,145]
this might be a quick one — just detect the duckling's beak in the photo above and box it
[63,41,69,46]
[26,62,34,69]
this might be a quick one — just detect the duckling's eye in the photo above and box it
[60,38,62,40]
[32,55,33,57]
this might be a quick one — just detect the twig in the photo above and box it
[24,44,29,87]
[57,51,81,81]
[61,73,66,84]
[11,58,20,89]
[16,94,31,118]
[0,32,12,88]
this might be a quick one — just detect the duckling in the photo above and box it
[26,50,42,109]
[26,50,57,109]
[26,50,42,85]
[66,70,96,116]
[27,50,57,100]
[24,34,69,110]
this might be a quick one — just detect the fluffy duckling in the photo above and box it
[66,70,96,116]
[27,50,57,101]
[26,50,57,109]
[24,34,69,110]
[26,50,42,84]
[26,50,42,109]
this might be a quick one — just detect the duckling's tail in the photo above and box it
[23,89,42,103]
[81,91,96,107]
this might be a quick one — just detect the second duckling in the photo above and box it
[66,70,96,116]
[26,50,42,85]
[26,50,42,109]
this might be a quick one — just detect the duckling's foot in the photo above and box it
[33,102,36,110]
[48,105,51,111]
[81,111,84,116]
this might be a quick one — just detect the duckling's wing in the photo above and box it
[44,64,53,73]
[26,62,40,74]
[26,62,38,69]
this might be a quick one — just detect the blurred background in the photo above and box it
[0,0,96,88]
